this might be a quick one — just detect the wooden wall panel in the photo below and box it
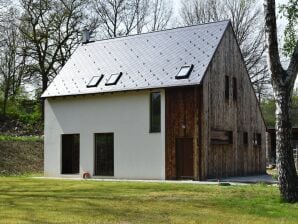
[202,25,267,179]
[165,86,201,180]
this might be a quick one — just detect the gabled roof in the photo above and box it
[42,20,230,98]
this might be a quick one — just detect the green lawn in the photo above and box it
[0,177,297,223]
[0,135,43,142]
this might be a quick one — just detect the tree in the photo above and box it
[279,0,298,57]
[0,6,28,115]
[260,97,276,127]
[180,0,270,101]
[92,0,128,38]
[126,0,151,34]
[260,92,298,128]
[147,0,173,32]
[92,0,173,38]
[264,0,298,202]
[19,0,90,94]
[19,0,91,118]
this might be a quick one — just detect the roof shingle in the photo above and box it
[42,20,229,98]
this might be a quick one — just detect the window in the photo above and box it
[253,133,262,146]
[225,76,229,100]
[243,132,248,145]
[211,130,233,144]
[87,75,104,88]
[233,77,237,101]
[61,134,80,174]
[150,92,161,133]
[105,72,122,86]
[94,133,114,176]
[175,64,194,79]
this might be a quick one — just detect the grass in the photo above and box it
[0,135,43,142]
[267,168,278,180]
[0,177,297,223]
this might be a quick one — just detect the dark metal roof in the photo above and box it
[42,20,229,98]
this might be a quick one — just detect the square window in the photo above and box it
[175,64,194,79]
[87,75,104,88]
[105,72,122,86]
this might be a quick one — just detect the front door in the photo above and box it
[176,138,194,179]
[61,134,80,174]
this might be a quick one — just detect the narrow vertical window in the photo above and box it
[227,131,233,144]
[257,133,262,146]
[150,92,161,133]
[61,134,80,174]
[243,132,248,145]
[225,76,229,100]
[233,77,237,101]
[253,133,262,146]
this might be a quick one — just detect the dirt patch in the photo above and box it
[0,141,43,175]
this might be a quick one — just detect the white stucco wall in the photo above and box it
[44,90,165,179]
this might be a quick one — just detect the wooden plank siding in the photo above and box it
[165,86,202,180]
[165,24,266,180]
[201,25,266,179]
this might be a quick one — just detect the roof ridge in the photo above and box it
[83,20,230,46]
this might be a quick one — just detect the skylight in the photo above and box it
[175,64,194,79]
[87,75,104,88]
[105,72,122,86]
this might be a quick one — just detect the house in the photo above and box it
[42,20,266,180]
[267,127,298,168]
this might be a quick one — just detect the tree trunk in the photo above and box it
[2,85,9,115]
[41,75,49,121]
[2,95,8,116]
[264,0,298,202]
[275,89,298,202]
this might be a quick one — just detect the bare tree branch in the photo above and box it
[0,5,28,114]
[92,0,173,38]
[19,0,91,92]
[181,0,270,100]
[148,0,173,31]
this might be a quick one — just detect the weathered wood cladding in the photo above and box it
[165,86,201,180]
[165,24,266,180]
[201,25,267,179]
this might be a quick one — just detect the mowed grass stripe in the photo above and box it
[0,177,297,223]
